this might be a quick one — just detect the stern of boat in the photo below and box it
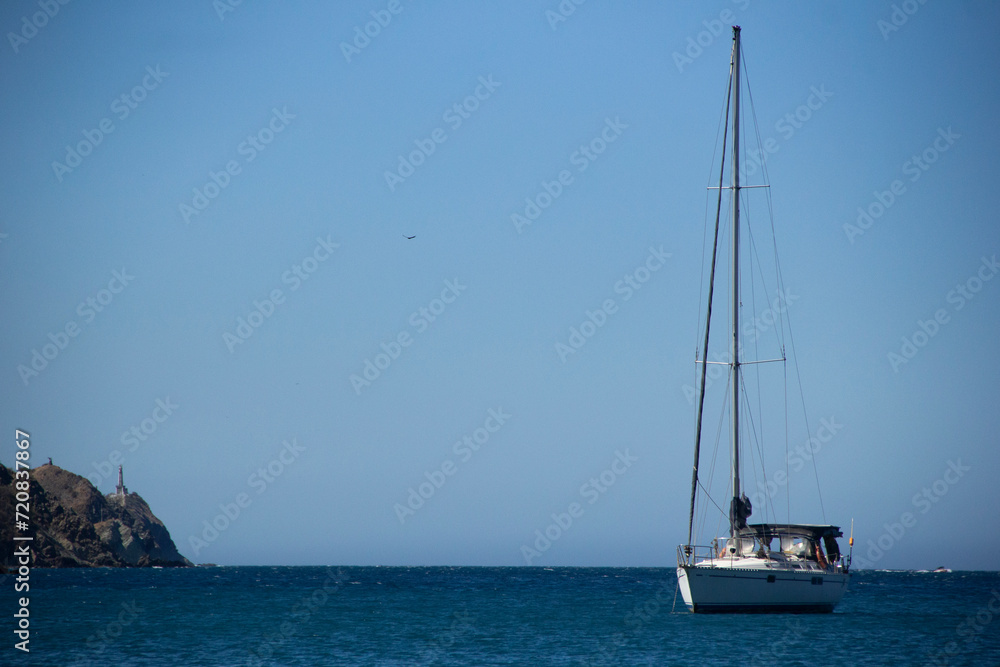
[676,544,849,613]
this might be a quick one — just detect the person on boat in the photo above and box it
[823,534,841,567]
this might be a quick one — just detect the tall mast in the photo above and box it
[729,25,742,537]
[685,37,735,551]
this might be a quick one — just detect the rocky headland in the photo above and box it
[0,462,190,568]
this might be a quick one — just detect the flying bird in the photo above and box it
[403,234,416,240]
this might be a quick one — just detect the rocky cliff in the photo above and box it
[0,462,191,568]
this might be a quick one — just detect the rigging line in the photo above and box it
[694,258,727,540]
[697,477,729,523]
[743,47,782,337]
[745,61,783,340]
[745,223,782,357]
[740,45,783,527]
[740,231,767,516]
[737,51,774,523]
[701,447,731,552]
[713,444,733,546]
[696,71,737,358]
[764,197,783,353]
[742,48,769,188]
[745,221,778,501]
[686,57,734,549]
[757,171,826,523]
[697,371,731,543]
[746,209,764,290]
[749,235,779,337]
[694,368,731,544]
[743,187,774,291]
[788,316,827,522]
[762,175,793,527]
[738,369,773,521]
[743,382,764,522]
[745,203,768,497]
[698,373,732,530]
[784,353,791,524]
[743,60,776,193]
[696,202,710,361]
[744,47,815,527]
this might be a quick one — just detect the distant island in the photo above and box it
[0,462,191,568]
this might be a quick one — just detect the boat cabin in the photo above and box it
[729,524,846,569]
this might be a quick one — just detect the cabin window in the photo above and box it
[780,536,811,558]
[724,537,759,556]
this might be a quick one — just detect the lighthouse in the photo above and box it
[115,465,128,498]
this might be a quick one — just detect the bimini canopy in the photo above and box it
[739,524,843,541]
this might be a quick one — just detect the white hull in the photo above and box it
[677,561,849,613]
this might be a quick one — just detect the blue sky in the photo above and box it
[2,1,998,570]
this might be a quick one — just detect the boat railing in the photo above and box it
[679,543,851,572]
[677,544,717,567]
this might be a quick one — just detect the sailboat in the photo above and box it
[675,26,851,613]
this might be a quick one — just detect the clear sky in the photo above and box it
[2,1,998,570]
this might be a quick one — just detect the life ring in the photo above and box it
[814,543,828,569]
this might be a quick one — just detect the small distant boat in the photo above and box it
[675,26,850,614]
[917,566,952,573]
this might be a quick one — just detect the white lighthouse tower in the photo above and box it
[115,465,128,499]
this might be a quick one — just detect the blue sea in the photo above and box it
[6,567,999,666]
